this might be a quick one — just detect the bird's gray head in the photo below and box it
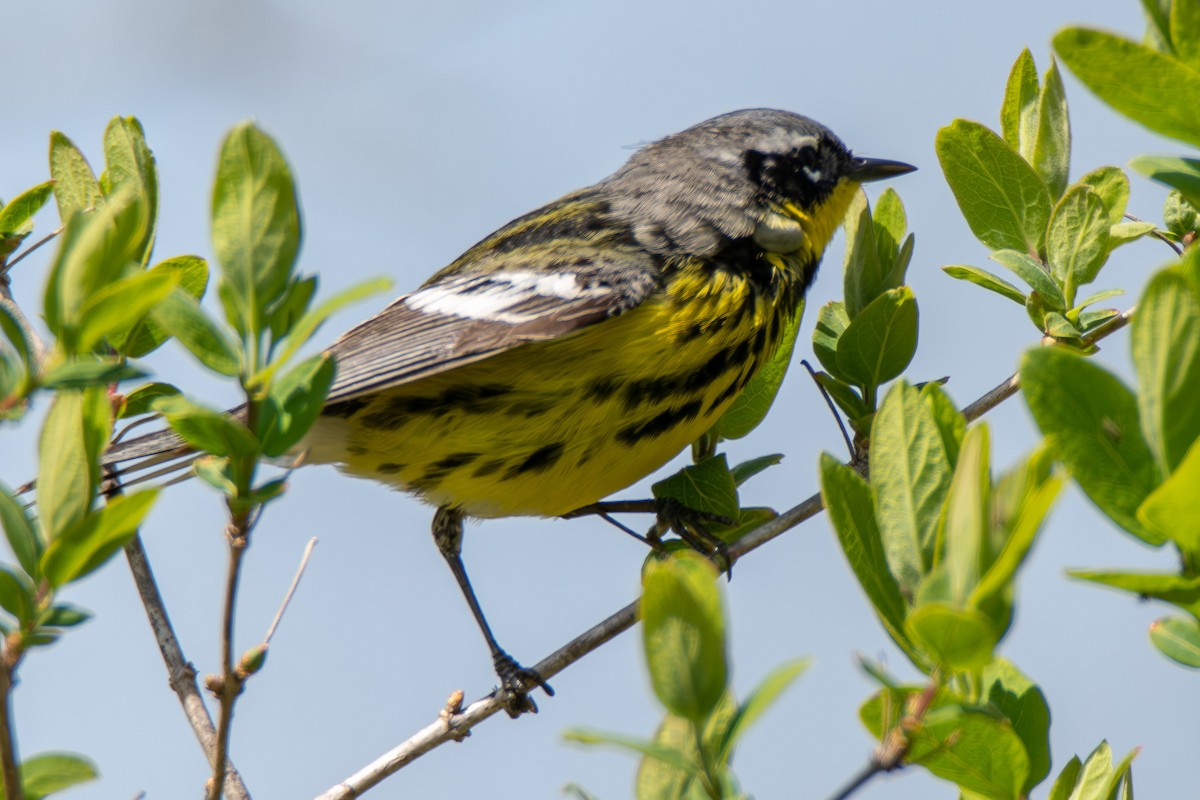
[602,108,914,258]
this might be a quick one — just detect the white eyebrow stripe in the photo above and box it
[404,271,606,323]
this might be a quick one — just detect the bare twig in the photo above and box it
[0,227,62,277]
[208,515,251,800]
[264,537,317,645]
[0,638,25,800]
[827,760,884,800]
[801,359,855,459]
[124,535,250,798]
[316,303,1145,799]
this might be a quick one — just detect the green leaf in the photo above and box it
[936,119,1051,255]
[920,383,965,467]
[1001,49,1039,156]
[836,286,918,389]
[1138,438,1200,558]
[636,693,737,800]
[990,250,1065,310]
[48,132,101,221]
[641,551,727,725]
[1170,0,1200,70]
[1149,615,1200,668]
[905,602,998,671]
[712,303,803,440]
[941,425,990,604]
[74,267,179,354]
[910,705,1030,799]
[1078,167,1130,226]
[0,567,35,623]
[813,301,851,381]
[40,603,92,629]
[101,116,157,262]
[120,254,209,357]
[258,354,336,457]
[843,190,883,319]
[814,372,868,422]
[1047,185,1111,296]
[37,389,109,541]
[563,728,699,776]
[1131,256,1200,474]
[728,454,783,488]
[267,274,318,341]
[1021,347,1162,544]
[119,382,181,419]
[716,659,808,762]
[1163,190,1200,237]
[1054,27,1200,148]
[211,122,302,338]
[984,659,1052,793]
[874,189,908,285]
[44,190,147,343]
[819,454,912,654]
[21,752,99,800]
[1108,221,1157,249]
[871,381,951,595]
[1047,756,1083,800]
[1043,312,1083,340]
[258,277,392,382]
[39,359,145,390]
[41,490,158,587]
[942,265,1026,305]
[151,290,242,377]
[0,181,54,238]
[0,304,34,377]
[971,452,1063,607]
[652,455,739,521]
[0,482,41,578]
[1033,58,1071,200]
[153,395,257,460]
[1067,571,1200,619]
[1130,154,1200,208]
[707,507,777,546]
[1072,288,1124,313]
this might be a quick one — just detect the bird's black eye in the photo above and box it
[744,140,840,207]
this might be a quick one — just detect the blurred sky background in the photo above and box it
[2,1,1197,798]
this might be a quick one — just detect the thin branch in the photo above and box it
[1123,212,1183,256]
[801,359,855,459]
[264,537,317,645]
[208,517,250,800]
[0,227,62,277]
[0,638,25,800]
[123,535,251,799]
[826,760,884,800]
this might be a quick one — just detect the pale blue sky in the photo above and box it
[3,1,1195,798]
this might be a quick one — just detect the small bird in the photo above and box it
[108,109,914,711]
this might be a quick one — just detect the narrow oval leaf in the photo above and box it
[102,116,157,261]
[843,190,882,319]
[942,265,1026,305]
[836,286,918,389]
[905,602,999,672]
[712,303,803,440]
[153,395,257,460]
[1149,615,1200,668]
[637,694,737,800]
[641,551,727,725]
[1067,571,1200,619]
[1138,438,1200,558]
[0,482,42,578]
[120,254,209,357]
[48,132,102,221]
[984,659,1052,792]
[1078,166,1130,226]
[211,122,302,336]
[941,425,991,604]
[717,658,809,761]
[75,268,179,353]
[813,301,851,380]
[1021,347,1162,544]
[1132,256,1200,474]
[1046,185,1110,290]
[936,119,1051,255]
[21,752,99,800]
[258,354,337,457]
[37,390,107,541]
[0,181,55,237]
[0,567,35,623]
[1054,27,1200,148]
[41,490,158,587]
[819,454,912,656]
[151,290,242,377]
[1001,49,1039,155]
[651,455,739,522]
[871,381,951,595]
[1033,58,1071,200]
[990,250,1065,310]
[910,705,1030,800]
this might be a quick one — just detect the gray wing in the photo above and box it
[323,249,662,406]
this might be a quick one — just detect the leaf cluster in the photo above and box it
[938,50,1150,344]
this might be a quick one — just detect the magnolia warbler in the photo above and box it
[108,109,914,711]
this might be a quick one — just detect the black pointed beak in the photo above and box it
[848,157,917,183]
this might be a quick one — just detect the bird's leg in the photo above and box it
[431,506,553,717]
[563,498,735,576]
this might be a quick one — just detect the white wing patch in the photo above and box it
[405,271,607,324]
